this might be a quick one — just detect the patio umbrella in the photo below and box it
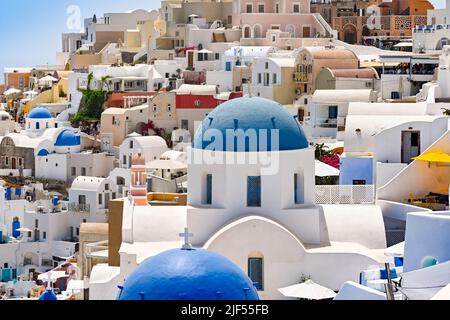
[38,75,58,85]
[315,160,340,177]
[278,280,337,300]
[16,227,33,233]
[3,88,22,96]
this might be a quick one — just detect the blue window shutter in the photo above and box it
[206,174,212,204]
[247,176,261,207]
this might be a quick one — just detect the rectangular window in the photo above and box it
[123,155,127,165]
[247,176,261,207]
[35,219,39,228]
[206,174,212,205]
[215,53,220,60]
[257,73,262,84]
[81,167,86,176]
[43,232,47,239]
[272,73,277,84]
[129,140,134,149]
[328,106,338,119]
[71,167,76,176]
[293,3,300,13]
[275,3,280,13]
[98,194,103,205]
[105,184,109,191]
[246,3,252,13]
[248,258,264,290]
[294,173,299,204]
[76,227,79,236]
[79,195,86,205]
[5,157,8,165]
[258,4,265,13]
[265,62,269,69]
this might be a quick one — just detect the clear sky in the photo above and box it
[0,0,446,83]
[0,0,160,82]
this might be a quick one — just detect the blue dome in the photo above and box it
[39,288,57,301]
[37,149,49,156]
[117,249,259,300]
[55,130,81,147]
[193,97,309,152]
[28,106,52,119]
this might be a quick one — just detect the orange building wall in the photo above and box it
[5,73,31,90]
[410,0,434,15]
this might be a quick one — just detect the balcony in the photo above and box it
[315,185,375,204]
[294,72,308,82]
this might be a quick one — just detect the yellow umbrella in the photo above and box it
[412,151,450,163]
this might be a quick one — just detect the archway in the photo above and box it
[286,24,296,38]
[253,24,263,38]
[436,37,450,50]
[342,24,357,45]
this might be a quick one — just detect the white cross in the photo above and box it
[179,227,194,250]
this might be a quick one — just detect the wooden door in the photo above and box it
[302,26,310,38]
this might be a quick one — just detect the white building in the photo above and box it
[119,134,169,169]
[89,97,390,300]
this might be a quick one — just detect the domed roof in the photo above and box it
[55,130,81,147]
[39,288,57,300]
[193,97,309,152]
[28,106,52,119]
[117,249,259,300]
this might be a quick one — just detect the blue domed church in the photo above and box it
[89,97,388,300]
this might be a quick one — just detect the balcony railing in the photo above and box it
[68,203,90,212]
[315,185,375,204]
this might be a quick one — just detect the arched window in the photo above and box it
[286,24,295,38]
[248,252,264,291]
[253,25,263,38]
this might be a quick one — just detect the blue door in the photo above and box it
[225,61,232,71]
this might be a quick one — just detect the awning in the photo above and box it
[278,280,336,300]
[16,227,33,233]
[412,151,450,163]
[394,42,413,48]
[315,160,340,177]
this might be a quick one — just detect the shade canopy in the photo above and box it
[384,241,404,257]
[278,280,337,300]
[412,151,450,163]
[16,227,33,233]
[315,160,340,177]
[198,48,213,54]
